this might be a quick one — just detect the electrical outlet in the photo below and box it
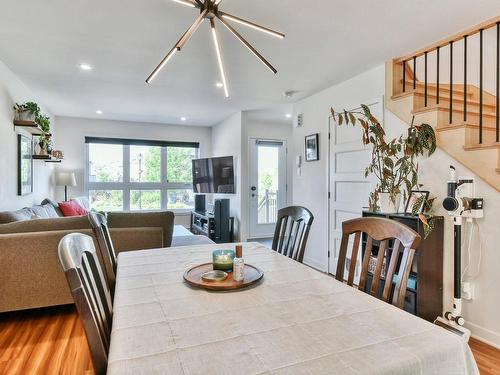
[462,282,474,300]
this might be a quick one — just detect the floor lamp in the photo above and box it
[56,172,77,202]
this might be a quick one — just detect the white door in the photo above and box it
[328,99,383,278]
[249,139,287,239]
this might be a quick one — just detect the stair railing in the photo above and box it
[394,15,500,144]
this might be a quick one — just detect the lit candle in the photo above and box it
[212,250,235,272]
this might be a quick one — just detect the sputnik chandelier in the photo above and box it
[146,0,285,98]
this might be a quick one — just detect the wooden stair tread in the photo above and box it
[392,92,496,110]
[436,122,498,131]
[413,105,499,117]
[463,142,500,150]
[399,80,475,96]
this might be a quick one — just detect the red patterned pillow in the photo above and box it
[58,201,88,217]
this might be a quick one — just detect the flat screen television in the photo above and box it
[192,156,235,194]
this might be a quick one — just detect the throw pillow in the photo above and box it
[0,209,35,224]
[30,205,50,218]
[42,203,60,218]
[41,198,64,216]
[59,201,88,217]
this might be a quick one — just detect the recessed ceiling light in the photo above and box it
[79,63,93,71]
[181,117,187,121]
[216,82,224,88]
[96,110,103,115]
[285,113,292,119]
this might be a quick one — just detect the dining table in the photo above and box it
[107,242,479,374]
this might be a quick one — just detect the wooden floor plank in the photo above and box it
[0,306,499,374]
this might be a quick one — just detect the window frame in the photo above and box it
[85,138,199,212]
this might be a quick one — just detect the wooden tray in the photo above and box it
[183,263,264,291]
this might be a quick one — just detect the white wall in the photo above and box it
[211,111,294,241]
[211,112,243,240]
[292,63,500,347]
[55,116,212,226]
[292,65,386,271]
[0,61,55,211]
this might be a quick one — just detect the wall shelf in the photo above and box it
[13,120,43,135]
[32,155,62,163]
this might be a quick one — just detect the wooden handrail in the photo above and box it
[394,15,500,63]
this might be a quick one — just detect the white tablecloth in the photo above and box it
[107,242,478,375]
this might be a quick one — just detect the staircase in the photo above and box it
[386,16,500,191]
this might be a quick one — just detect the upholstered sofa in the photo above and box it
[0,207,175,313]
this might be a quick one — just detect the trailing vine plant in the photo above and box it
[330,104,437,237]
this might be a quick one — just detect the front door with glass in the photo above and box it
[248,139,287,239]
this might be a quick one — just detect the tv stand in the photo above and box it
[190,210,234,243]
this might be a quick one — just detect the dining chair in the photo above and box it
[335,217,421,309]
[271,206,314,263]
[88,212,116,294]
[58,233,113,375]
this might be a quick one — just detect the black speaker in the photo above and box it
[214,198,230,243]
[195,194,206,213]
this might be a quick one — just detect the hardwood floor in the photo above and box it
[0,306,93,375]
[471,338,500,375]
[0,306,499,374]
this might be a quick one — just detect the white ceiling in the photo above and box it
[1,0,499,126]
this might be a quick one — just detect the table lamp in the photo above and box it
[56,171,77,201]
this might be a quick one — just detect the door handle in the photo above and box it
[251,186,257,191]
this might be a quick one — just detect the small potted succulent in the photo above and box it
[13,101,40,122]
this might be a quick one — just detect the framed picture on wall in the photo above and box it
[305,133,319,161]
[18,134,33,196]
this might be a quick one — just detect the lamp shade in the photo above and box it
[56,172,77,187]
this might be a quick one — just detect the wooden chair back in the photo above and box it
[58,233,113,375]
[88,212,116,293]
[335,217,421,309]
[272,206,314,263]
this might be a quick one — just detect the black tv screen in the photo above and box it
[192,156,235,194]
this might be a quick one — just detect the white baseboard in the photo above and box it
[466,321,500,349]
[303,257,327,273]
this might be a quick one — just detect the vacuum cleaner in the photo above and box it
[434,166,484,342]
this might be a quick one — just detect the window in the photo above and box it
[85,137,199,211]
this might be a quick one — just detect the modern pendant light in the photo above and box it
[146,0,285,98]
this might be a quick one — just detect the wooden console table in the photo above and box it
[362,211,444,322]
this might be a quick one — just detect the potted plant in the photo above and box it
[13,101,40,122]
[330,105,436,213]
[35,114,52,155]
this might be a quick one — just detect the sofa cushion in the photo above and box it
[30,205,50,218]
[41,198,63,216]
[43,204,60,218]
[59,201,88,217]
[0,208,36,224]
[71,196,91,211]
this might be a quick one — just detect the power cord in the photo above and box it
[462,220,482,280]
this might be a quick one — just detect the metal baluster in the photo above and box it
[450,41,453,124]
[480,29,484,144]
[413,56,416,90]
[424,52,428,107]
[464,35,467,122]
[403,60,406,93]
[437,46,440,105]
[497,22,500,143]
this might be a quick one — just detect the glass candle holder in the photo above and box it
[212,250,235,272]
